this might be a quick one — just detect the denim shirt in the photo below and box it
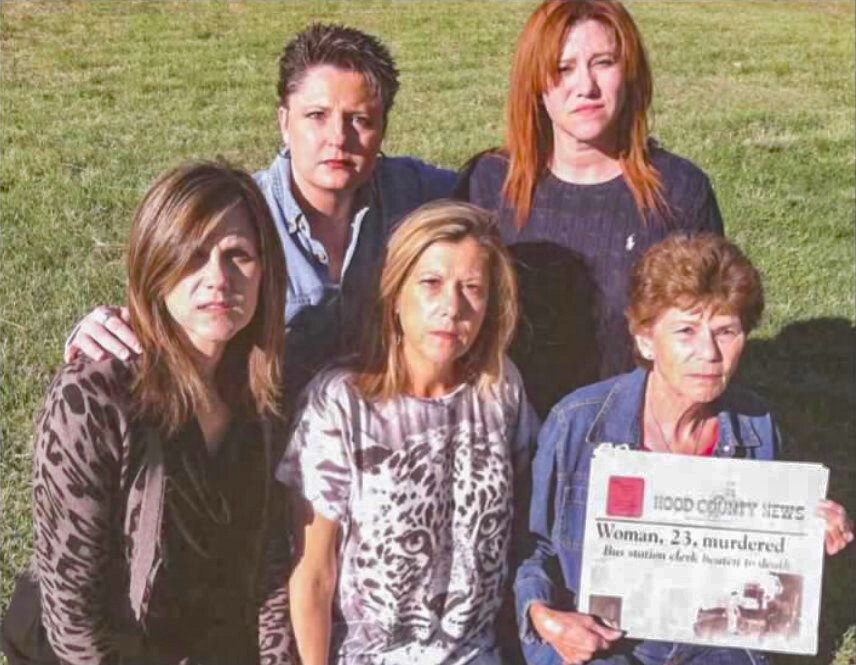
[253,149,455,398]
[514,368,781,665]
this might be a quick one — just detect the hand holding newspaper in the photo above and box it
[578,445,829,655]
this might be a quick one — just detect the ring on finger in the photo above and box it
[94,308,112,325]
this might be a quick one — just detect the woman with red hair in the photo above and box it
[458,0,723,416]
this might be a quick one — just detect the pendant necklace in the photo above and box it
[648,406,706,455]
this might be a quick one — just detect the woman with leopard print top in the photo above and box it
[19,162,295,665]
[279,201,539,665]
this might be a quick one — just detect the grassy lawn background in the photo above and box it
[1,1,853,663]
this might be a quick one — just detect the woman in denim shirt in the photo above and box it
[515,234,853,665]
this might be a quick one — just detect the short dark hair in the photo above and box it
[277,23,400,123]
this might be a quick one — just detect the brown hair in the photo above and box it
[503,0,666,226]
[127,161,286,435]
[354,200,518,400]
[277,23,400,126]
[626,232,764,368]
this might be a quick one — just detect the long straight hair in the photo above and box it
[127,161,286,435]
[504,0,667,226]
[354,201,518,401]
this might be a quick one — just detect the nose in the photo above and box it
[202,251,229,290]
[326,113,347,147]
[696,329,722,362]
[442,285,462,320]
[574,63,598,97]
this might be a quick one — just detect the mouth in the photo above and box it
[430,331,460,342]
[573,104,603,114]
[322,158,355,169]
[197,301,238,313]
[689,373,723,382]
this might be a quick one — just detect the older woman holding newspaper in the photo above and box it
[515,233,853,665]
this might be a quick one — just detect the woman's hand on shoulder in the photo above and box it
[816,499,854,555]
[64,305,141,363]
[529,601,623,665]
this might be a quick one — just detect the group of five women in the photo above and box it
[3,2,852,665]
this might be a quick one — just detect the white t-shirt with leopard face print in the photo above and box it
[277,359,537,665]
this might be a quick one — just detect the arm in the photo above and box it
[258,482,298,665]
[32,361,126,664]
[514,408,621,663]
[274,373,353,665]
[288,497,340,665]
[63,306,141,363]
[692,175,724,235]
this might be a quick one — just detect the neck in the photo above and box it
[549,132,622,184]
[289,169,355,225]
[404,354,458,398]
[644,371,712,453]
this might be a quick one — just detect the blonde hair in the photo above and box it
[354,200,518,400]
[127,161,286,434]
[504,0,667,226]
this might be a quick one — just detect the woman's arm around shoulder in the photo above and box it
[452,149,508,209]
[32,358,133,664]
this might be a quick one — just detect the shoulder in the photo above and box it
[35,358,134,471]
[43,357,134,421]
[462,150,508,186]
[296,366,362,415]
[650,146,710,184]
[252,152,279,189]
[720,381,773,418]
[375,154,455,192]
[549,372,626,420]
[650,146,715,201]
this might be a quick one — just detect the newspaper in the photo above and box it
[577,445,829,655]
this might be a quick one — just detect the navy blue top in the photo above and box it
[458,148,724,416]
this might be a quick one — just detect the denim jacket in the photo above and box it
[254,150,455,397]
[514,368,781,665]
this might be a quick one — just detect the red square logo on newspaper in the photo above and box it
[606,476,644,517]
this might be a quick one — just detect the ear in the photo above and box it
[277,106,289,147]
[634,328,655,362]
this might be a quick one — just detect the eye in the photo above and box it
[396,529,433,556]
[305,110,325,120]
[593,56,616,68]
[477,509,507,539]
[187,248,209,270]
[353,114,375,129]
[225,247,257,264]
[716,327,738,338]
[464,282,484,297]
[419,276,441,289]
[558,63,575,76]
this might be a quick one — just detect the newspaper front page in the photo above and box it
[577,446,829,655]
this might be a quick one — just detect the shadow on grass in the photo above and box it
[739,317,856,665]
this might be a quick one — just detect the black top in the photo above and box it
[457,148,723,416]
[146,418,267,665]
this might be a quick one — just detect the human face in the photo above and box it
[396,237,490,393]
[635,306,747,409]
[541,19,626,152]
[278,65,385,207]
[164,206,262,364]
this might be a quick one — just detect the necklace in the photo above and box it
[647,405,707,455]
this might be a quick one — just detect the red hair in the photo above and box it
[503,0,667,226]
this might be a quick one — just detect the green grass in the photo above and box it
[1,1,853,663]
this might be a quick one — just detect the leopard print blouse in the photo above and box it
[32,358,296,665]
